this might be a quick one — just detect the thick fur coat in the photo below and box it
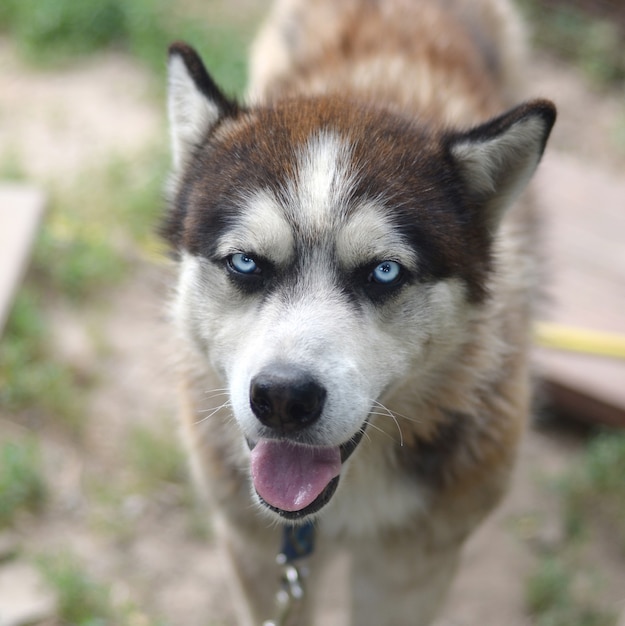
[163,0,555,624]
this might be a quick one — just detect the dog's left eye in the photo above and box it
[370,261,402,285]
[228,253,260,275]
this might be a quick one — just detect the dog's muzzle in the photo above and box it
[247,364,367,519]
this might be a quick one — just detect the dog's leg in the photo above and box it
[349,536,460,626]
[213,514,279,626]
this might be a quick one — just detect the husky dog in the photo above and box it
[162,0,555,624]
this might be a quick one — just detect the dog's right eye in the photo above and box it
[370,261,402,285]
[227,253,260,275]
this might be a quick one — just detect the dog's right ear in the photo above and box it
[167,42,239,170]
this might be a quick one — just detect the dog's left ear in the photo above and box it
[167,42,240,170]
[447,100,556,231]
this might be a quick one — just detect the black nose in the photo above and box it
[249,365,326,433]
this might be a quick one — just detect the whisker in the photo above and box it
[371,399,419,424]
[374,419,403,447]
[197,396,230,412]
[358,423,373,445]
[368,401,408,447]
[203,388,230,401]
[365,418,402,446]
[194,399,232,425]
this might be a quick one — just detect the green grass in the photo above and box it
[0,0,169,69]
[31,148,169,300]
[525,554,616,626]
[127,423,187,491]
[185,21,252,98]
[0,289,85,430]
[83,422,193,540]
[38,551,169,626]
[523,431,625,626]
[39,552,115,625]
[562,431,625,551]
[0,437,46,528]
[518,0,625,86]
[0,0,253,96]
[0,147,27,181]
[126,423,213,539]
[0,151,167,431]
[526,556,570,616]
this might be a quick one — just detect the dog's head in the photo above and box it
[164,43,555,521]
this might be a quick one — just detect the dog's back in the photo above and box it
[250,0,526,122]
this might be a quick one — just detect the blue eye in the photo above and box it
[229,253,259,275]
[371,261,402,284]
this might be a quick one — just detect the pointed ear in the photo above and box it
[167,42,239,170]
[447,100,556,231]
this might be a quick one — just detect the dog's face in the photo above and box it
[164,44,555,521]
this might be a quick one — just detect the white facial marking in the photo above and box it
[336,201,419,271]
[286,131,355,234]
[226,281,376,446]
[215,189,295,265]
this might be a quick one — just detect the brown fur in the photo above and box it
[165,1,554,624]
[249,0,526,121]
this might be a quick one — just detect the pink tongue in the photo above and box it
[250,439,341,512]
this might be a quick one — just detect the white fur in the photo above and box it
[336,200,419,271]
[285,131,356,235]
[451,116,547,229]
[323,433,430,537]
[215,189,296,266]
[168,54,221,171]
[176,240,470,459]
[226,273,382,447]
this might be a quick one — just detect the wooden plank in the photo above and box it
[533,152,625,427]
[0,184,47,335]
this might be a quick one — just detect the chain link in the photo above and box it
[262,559,308,626]
[262,523,315,626]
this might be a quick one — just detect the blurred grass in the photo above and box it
[524,430,625,626]
[0,437,47,528]
[525,554,616,626]
[562,431,625,551]
[0,289,87,430]
[32,148,170,299]
[518,0,625,86]
[85,421,197,541]
[0,0,253,95]
[39,552,115,625]
[127,422,188,491]
[0,146,173,429]
[38,551,169,626]
[0,148,28,181]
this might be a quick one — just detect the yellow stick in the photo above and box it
[535,322,625,361]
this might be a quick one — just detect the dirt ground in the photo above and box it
[1,26,624,626]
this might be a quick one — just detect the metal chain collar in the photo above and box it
[262,523,316,626]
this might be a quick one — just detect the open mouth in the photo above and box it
[248,425,367,520]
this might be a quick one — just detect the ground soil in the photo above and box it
[1,29,624,626]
